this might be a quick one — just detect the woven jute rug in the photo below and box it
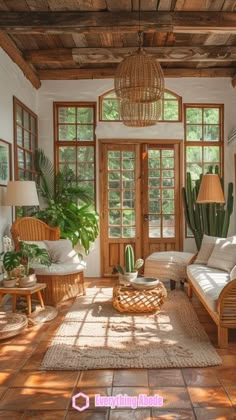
[40,287,221,370]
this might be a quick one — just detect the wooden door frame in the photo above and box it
[99,138,184,276]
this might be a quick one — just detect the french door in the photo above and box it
[99,140,183,276]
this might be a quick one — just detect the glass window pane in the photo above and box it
[109,191,121,207]
[122,210,135,225]
[109,227,121,238]
[78,163,94,180]
[149,169,160,178]
[31,135,36,151]
[80,180,94,200]
[163,215,175,237]
[123,227,135,238]
[59,146,76,162]
[25,152,32,170]
[108,158,120,170]
[163,170,174,178]
[59,125,76,141]
[162,150,174,158]
[123,179,134,189]
[162,157,174,169]
[77,107,94,124]
[102,100,120,120]
[149,178,160,187]
[149,189,161,199]
[186,125,202,141]
[149,201,161,213]
[204,108,219,124]
[186,108,202,124]
[163,200,174,214]
[203,163,220,174]
[204,125,219,141]
[186,146,202,163]
[122,190,135,208]
[149,215,160,238]
[16,105,22,125]
[162,178,174,187]
[186,163,203,181]
[109,210,120,225]
[24,131,30,149]
[17,126,23,146]
[23,111,29,130]
[58,163,76,176]
[31,116,36,134]
[162,189,174,199]
[203,146,220,162]
[58,107,76,123]
[78,146,94,162]
[163,101,178,120]
[77,125,94,141]
[18,149,24,168]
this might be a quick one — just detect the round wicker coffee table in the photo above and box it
[112,281,167,313]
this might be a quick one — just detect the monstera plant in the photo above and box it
[31,149,99,254]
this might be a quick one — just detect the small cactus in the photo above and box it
[114,245,144,274]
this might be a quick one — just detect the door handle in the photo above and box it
[143,214,149,221]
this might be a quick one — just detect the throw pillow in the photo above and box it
[194,235,218,265]
[207,238,236,273]
[22,240,47,249]
[44,240,80,263]
[230,265,236,280]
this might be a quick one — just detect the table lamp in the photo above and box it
[196,174,225,203]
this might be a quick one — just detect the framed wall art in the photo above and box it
[0,139,12,186]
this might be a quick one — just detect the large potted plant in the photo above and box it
[114,245,144,285]
[30,149,99,254]
[0,250,22,287]
[182,168,233,250]
[18,241,51,287]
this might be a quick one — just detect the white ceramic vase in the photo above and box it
[19,273,37,288]
[3,278,17,288]
[119,271,138,286]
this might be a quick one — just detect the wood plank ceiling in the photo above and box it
[0,0,236,88]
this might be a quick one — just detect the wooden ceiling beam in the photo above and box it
[25,46,236,64]
[1,11,236,34]
[38,67,235,80]
[0,31,41,89]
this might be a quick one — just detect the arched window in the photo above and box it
[99,89,182,122]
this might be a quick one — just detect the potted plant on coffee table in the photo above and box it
[18,241,51,287]
[114,244,144,286]
[0,250,22,287]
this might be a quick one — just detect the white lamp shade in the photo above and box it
[4,181,39,206]
[196,174,225,203]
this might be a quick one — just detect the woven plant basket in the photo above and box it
[114,48,164,103]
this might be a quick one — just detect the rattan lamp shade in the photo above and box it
[120,99,162,127]
[4,181,39,206]
[196,174,225,203]
[114,48,164,103]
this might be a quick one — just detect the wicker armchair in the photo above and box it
[11,217,85,305]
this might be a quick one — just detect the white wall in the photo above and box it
[38,78,236,276]
[0,48,37,251]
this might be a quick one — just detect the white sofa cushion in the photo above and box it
[44,239,81,263]
[187,264,229,312]
[207,238,236,273]
[32,260,86,276]
[194,235,218,265]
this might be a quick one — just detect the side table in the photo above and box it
[113,281,167,313]
[0,283,46,315]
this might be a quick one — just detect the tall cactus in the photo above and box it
[125,245,134,272]
[182,170,234,250]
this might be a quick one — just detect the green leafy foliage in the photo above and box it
[31,149,99,254]
[19,241,51,276]
[0,250,22,278]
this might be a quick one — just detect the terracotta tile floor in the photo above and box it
[0,278,236,420]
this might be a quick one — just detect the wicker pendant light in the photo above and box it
[120,98,162,127]
[114,46,164,103]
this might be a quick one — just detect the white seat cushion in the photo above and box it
[187,264,229,312]
[144,251,194,282]
[32,261,86,276]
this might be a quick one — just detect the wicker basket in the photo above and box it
[113,282,167,313]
